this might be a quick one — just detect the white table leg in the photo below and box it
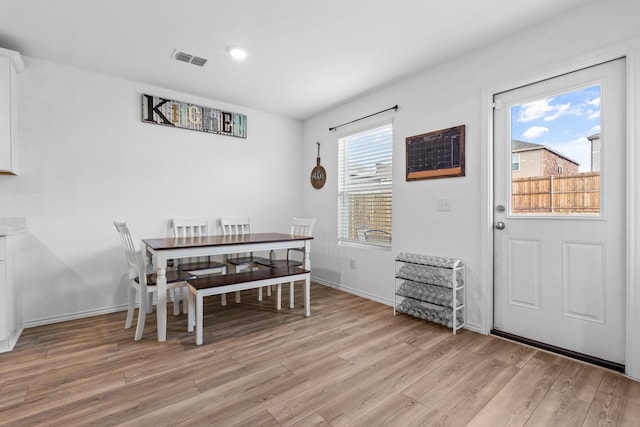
[156,272,167,341]
[155,253,168,342]
[289,282,294,309]
[276,284,282,310]
[304,275,310,317]
[303,240,311,313]
[187,289,195,332]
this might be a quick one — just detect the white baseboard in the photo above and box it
[312,275,480,334]
[312,276,394,307]
[22,304,129,329]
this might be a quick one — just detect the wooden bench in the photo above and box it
[186,266,311,345]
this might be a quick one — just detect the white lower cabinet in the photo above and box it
[0,234,22,352]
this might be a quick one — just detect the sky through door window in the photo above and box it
[510,85,601,216]
[338,122,393,247]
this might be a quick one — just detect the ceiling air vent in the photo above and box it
[175,51,193,63]
[190,56,207,67]
[173,50,208,67]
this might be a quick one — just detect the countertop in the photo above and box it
[0,218,26,236]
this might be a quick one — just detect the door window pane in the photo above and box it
[510,85,601,216]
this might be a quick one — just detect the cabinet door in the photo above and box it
[0,260,6,342]
[0,55,16,174]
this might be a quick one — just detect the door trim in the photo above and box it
[480,38,640,380]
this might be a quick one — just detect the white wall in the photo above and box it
[0,58,303,325]
[301,0,640,333]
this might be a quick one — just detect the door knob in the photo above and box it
[495,221,506,230]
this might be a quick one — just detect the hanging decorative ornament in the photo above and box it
[310,141,326,189]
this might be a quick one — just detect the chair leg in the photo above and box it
[125,287,136,329]
[267,285,272,297]
[258,287,263,301]
[172,289,180,316]
[134,291,147,341]
[182,287,189,314]
[289,281,295,309]
[220,265,227,306]
[235,291,241,303]
[146,293,153,313]
[276,283,282,310]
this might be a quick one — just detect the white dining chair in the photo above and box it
[114,221,196,340]
[219,216,270,302]
[171,217,226,305]
[256,217,316,308]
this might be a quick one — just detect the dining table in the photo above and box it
[142,232,313,342]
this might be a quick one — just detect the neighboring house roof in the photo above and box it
[512,139,580,166]
[587,133,601,141]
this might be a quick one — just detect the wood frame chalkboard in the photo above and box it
[405,125,465,181]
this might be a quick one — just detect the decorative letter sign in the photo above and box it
[141,94,247,138]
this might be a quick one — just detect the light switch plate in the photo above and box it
[437,198,452,211]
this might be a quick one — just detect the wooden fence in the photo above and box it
[512,172,600,214]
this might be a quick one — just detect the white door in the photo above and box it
[493,58,626,365]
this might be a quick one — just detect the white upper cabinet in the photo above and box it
[0,48,24,175]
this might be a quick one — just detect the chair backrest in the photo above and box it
[288,218,316,260]
[290,217,316,237]
[171,218,209,238]
[220,217,251,236]
[114,221,146,285]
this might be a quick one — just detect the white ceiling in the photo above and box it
[0,0,593,120]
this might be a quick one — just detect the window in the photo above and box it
[512,153,520,171]
[338,122,393,247]
[510,85,601,215]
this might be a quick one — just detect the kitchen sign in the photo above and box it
[142,94,247,138]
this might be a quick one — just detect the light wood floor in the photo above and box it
[1,283,639,426]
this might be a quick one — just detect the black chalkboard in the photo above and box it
[406,125,465,180]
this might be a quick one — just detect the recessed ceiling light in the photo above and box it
[227,46,249,60]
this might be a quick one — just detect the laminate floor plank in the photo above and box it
[401,342,496,407]
[582,371,638,426]
[287,412,331,427]
[0,282,637,426]
[267,343,425,425]
[524,389,591,427]
[346,391,426,427]
[551,359,606,403]
[316,338,469,426]
[466,352,570,427]
[407,358,518,427]
[473,335,538,368]
[0,381,29,410]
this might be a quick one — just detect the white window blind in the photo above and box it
[338,122,392,247]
